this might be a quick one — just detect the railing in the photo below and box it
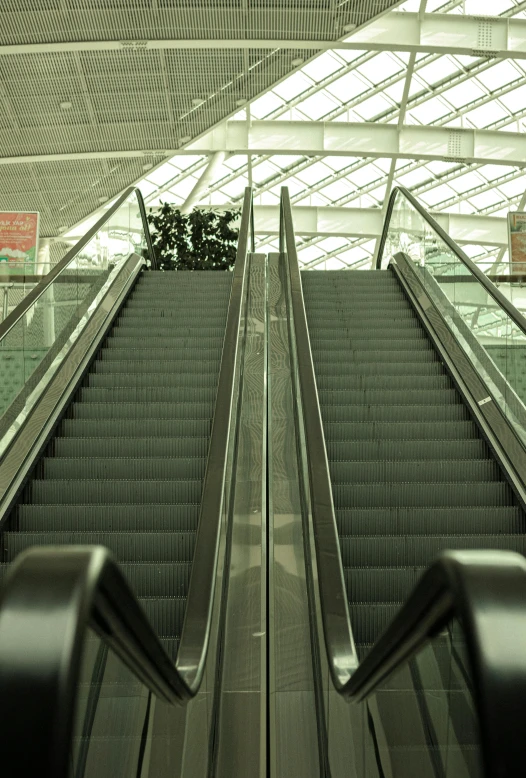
[280,185,526,777]
[378,185,526,454]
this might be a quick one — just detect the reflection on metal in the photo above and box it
[215,253,267,777]
[267,252,321,777]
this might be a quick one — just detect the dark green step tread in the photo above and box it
[86,373,219,388]
[69,402,213,420]
[98,347,220,361]
[25,479,203,504]
[324,421,478,441]
[78,387,217,403]
[4,532,196,562]
[316,375,452,390]
[16,504,200,531]
[41,457,207,480]
[327,439,488,460]
[322,405,469,423]
[318,389,460,405]
[59,419,211,437]
[336,506,524,535]
[339,534,526,567]
[330,459,500,484]
[49,437,210,458]
[313,362,445,376]
[333,481,513,508]
[92,360,219,374]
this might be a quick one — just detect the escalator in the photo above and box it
[2,269,232,661]
[1,183,526,777]
[301,267,526,658]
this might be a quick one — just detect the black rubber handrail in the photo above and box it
[0,186,156,346]
[346,549,526,778]
[174,186,254,693]
[376,185,526,337]
[279,186,358,690]
[0,547,189,778]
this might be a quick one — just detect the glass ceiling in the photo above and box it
[68,0,526,271]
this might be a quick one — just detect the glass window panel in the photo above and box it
[467,190,503,209]
[354,92,394,120]
[448,172,486,195]
[250,91,285,118]
[171,155,203,171]
[302,52,342,82]
[273,72,314,102]
[417,57,459,86]
[298,91,339,120]
[480,61,520,91]
[499,84,526,111]
[443,80,486,109]
[325,71,369,102]
[409,97,450,123]
[464,102,509,128]
[295,161,333,186]
[324,156,356,172]
[145,162,178,186]
[497,177,526,197]
[358,52,404,85]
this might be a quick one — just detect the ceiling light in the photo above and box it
[58,226,68,232]
[343,23,356,32]
[192,98,205,106]
[98,195,108,203]
[180,135,192,144]
[236,98,247,106]
[60,101,72,110]
[142,163,153,171]
[291,57,304,67]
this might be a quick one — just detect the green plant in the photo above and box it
[146,203,240,271]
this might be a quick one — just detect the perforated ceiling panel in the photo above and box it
[0,0,401,238]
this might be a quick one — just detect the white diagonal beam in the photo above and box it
[189,121,526,168]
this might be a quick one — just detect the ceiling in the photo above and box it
[0,0,402,241]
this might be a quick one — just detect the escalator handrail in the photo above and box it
[173,186,254,693]
[0,546,191,778]
[0,186,156,346]
[376,185,526,338]
[345,549,526,778]
[279,186,358,690]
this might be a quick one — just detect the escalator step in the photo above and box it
[59,418,211,437]
[330,459,500,484]
[311,337,430,350]
[16,504,200,532]
[40,457,207,481]
[333,481,513,508]
[312,347,436,363]
[319,389,460,406]
[315,375,452,391]
[69,402,213,420]
[77,386,217,403]
[104,337,224,349]
[49,436,210,458]
[336,506,525,535]
[25,479,203,505]
[92,360,219,374]
[339,534,526,567]
[345,568,424,603]
[140,598,186,637]
[326,439,488,461]
[4,531,197,562]
[322,404,469,423]
[121,563,192,597]
[313,362,445,377]
[86,372,219,388]
[324,421,478,441]
[98,347,220,361]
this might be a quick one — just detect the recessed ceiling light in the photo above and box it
[236,98,247,106]
[98,195,108,203]
[180,135,192,144]
[291,57,304,67]
[60,101,72,110]
[58,225,68,232]
[142,162,153,171]
[192,98,205,106]
[343,23,356,32]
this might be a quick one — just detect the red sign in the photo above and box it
[0,212,40,270]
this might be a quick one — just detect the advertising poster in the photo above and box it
[508,212,526,268]
[0,211,40,275]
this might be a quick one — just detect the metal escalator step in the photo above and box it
[69,402,213,420]
[324,421,478,441]
[310,321,423,334]
[49,436,210,458]
[336,506,524,536]
[92,360,219,374]
[310,337,430,350]
[306,310,416,322]
[313,361,445,377]
[319,389,460,406]
[98,347,220,361]
[111,324,225,338]
[120,563,192,597]
[16,504,201,531]
[119,311,227,322]
[321,404,469,423]
[86,372,218,388]
[139,598,186,637]
[312,348,436,363]
[104,336,224,349]
[3,531,196,562]
[338,534,526,567]
[59,419,210,438]
[41,457,207,481]
[345,568,424,603]
[326,439,488,461]
[26,479,203,505]
[333,481,513,508]
[77,386,216,403]
[161,638,180,661]
[330,459,500,484]
[348,603,401,644]
[315,374,452,391]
